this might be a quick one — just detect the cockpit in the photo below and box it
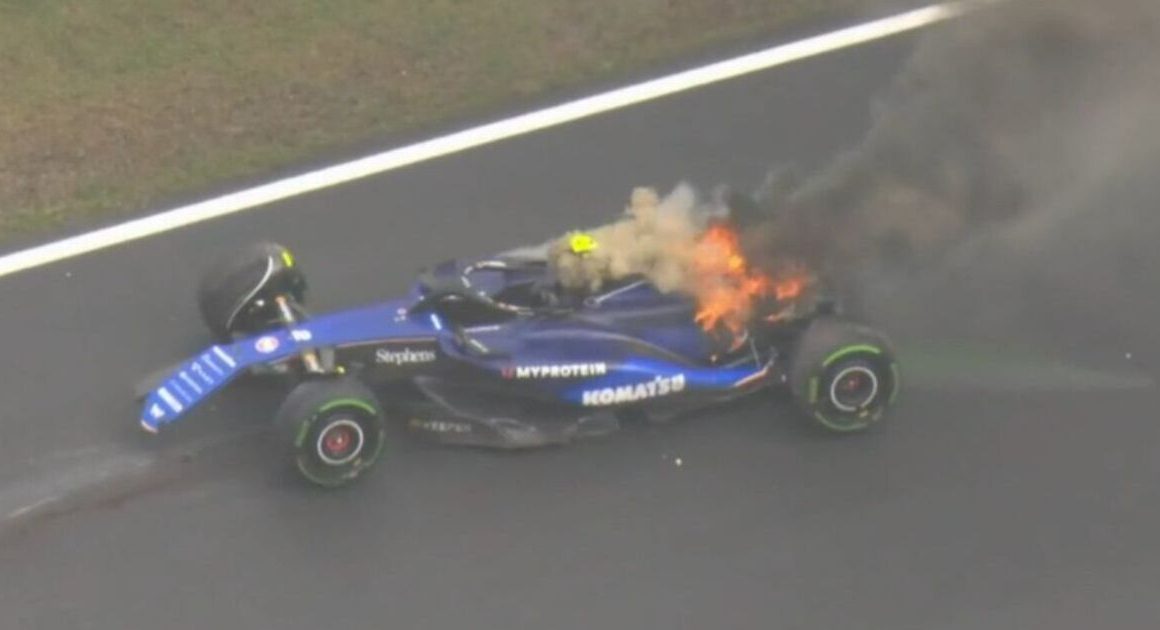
[415,256,658,325]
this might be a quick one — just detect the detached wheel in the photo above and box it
[197,242,307,341]
[789,318,899,432]
[275,378,386,488]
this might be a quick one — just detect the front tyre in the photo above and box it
[789,318,899,432]
[275,378,386,488]
[197,242,307,341]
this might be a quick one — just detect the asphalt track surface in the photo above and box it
[2,22,1159,630]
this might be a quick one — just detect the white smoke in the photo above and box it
[548,183,715,293]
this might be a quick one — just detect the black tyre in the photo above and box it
[788,318,899,432]
[197,242,307,341]
[275,378,387,488]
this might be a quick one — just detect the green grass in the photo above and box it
[0,0,858,242]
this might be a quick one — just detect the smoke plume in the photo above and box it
[743,0,1160,358]
[548,183,814,334]
[548,0,1160,363]
[549,184,709,294]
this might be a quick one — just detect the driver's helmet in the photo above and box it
[539,231,602,306]
[567,231,598,256]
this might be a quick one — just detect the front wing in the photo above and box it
[138,335,299,433]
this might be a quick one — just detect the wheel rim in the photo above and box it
[315,418,365,466]
[828,365,879,412]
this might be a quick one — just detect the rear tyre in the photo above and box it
[197,242,307,341]
[275,378,387,488]
[788,318,899,432]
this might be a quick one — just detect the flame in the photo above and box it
[691,223,810,336]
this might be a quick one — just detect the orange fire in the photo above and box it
[691,223,809,335]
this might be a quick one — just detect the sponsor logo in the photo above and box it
[200,353,225,376]
[179,371,204,394]
[581,374,686,407]
[149,404,165,419]
[290,329,312,342]
[212,346,237,368]
[408,418,472,434]
[157,387,184,413]
[190,363,213,385]
[503,362,608,379]
[375,347,437,365]
[255,336,280,353]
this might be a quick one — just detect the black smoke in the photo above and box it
[741,0,1160,362]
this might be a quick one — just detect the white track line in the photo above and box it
[0,1,977,279]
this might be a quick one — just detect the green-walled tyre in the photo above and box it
[788,318,900,432]
[275,378,386,488]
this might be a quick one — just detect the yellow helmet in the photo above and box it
[568,232,598,255]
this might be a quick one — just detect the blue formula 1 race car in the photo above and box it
[137,240,899,487]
